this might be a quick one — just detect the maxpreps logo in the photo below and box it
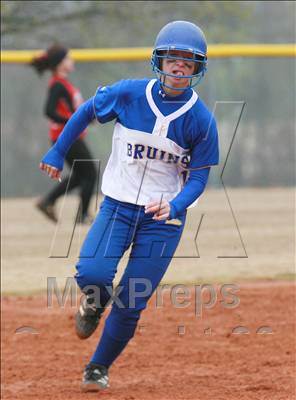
[127,143,189,169]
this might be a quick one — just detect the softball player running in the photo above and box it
[31,44,96,224]
[40,21,219,391]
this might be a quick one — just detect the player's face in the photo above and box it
[56,54,75,75]
[161,50,195,91]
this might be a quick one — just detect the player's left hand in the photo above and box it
[145,199,171,221]
[39,162,62,182]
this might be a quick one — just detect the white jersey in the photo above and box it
[101,79,198,205]
[42,79,218,216]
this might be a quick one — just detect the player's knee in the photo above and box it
[75,260,113,289]
[79,163,96,183]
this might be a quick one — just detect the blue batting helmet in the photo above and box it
[151,21,208,90]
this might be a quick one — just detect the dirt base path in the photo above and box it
[2,281,295,400]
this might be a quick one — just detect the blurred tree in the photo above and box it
[1,1,255,48]
[1,1,295,196]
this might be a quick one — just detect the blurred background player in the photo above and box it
[39,22,219,391]
[31,44,96,224]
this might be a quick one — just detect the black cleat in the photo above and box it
[77,214,94,225]
[75,296,103,339]
[36,200,57,223]
[81,363,109,392]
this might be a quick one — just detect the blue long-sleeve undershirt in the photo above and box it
[41,97,210,218]
[41,97,95,170]
[169,167,210,219]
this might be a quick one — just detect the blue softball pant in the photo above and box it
[75,196,186,367]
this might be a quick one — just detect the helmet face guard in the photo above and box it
[151,48,207,91]
[151,21,208,91]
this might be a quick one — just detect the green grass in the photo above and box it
[273,273,296,281]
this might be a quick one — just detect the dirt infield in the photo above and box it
[2,188,295,398]
[1,282,295,400]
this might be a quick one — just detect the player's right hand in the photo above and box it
[39,162,62,182]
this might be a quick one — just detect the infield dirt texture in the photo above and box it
[1,188,295,399]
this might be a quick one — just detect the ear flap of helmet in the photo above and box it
[194,54,207,74]
[152,49,165,70]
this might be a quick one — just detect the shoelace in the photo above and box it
[85,365,108,380]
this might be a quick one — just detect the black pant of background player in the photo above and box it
[38,138,97,224]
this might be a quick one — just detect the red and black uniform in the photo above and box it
[43,75,96,219]
[46,75,87,141]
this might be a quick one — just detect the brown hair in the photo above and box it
[30,44,68,75]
